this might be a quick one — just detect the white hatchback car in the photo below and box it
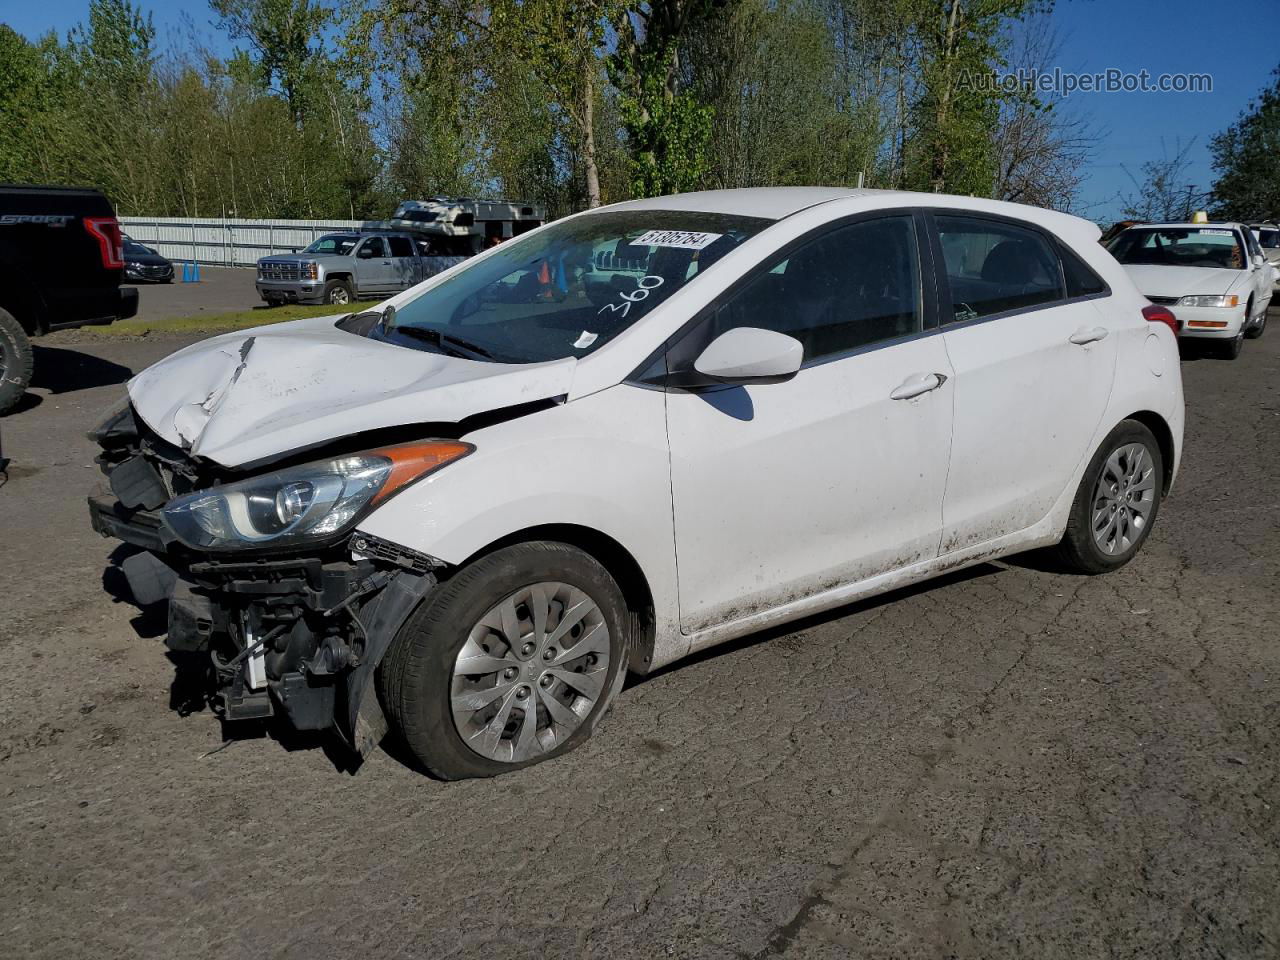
[1109,221,1273,357]
[89,188,1185,779]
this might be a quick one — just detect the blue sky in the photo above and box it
[5,0,1277,222]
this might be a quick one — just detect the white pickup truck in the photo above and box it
[255,231,465,306]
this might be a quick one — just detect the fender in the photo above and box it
[342,568,437,755]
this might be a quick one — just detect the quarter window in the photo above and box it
[936,215,1064,321]
[1059,241,1107,298]
[702,215,922,364]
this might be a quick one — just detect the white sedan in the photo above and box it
[1109,222,1273,358]
[90,188,1185,779]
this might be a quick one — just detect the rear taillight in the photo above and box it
[1142,303,1181,336]
[84,216,124,270]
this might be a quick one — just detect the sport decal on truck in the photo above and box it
[0,214,75,227]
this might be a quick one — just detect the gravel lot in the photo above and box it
[1,321,1278,959]
[127,266,263,324]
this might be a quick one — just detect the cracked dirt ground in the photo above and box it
[1,324,1277,959]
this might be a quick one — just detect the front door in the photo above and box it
[933,212,1118,554]
[664,213,955,636]
[354,236,393,295]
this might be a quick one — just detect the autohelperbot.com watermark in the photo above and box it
[958,67,1213,98]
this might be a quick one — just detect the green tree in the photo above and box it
[1210,65,1280,221]
[905,0,1044,197]
[211,0,332,123]
[490,0,617,207]
[610,0,736,198]
[0,28,70,183]
[64,0,163,212]
[684,0,855,189]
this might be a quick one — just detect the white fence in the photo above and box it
[119,216,374,268]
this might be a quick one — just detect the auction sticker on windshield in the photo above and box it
[633,229,722,250]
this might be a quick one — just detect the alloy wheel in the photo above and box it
[450,582,611,763]
[1090,442,1156,556]
[329,287,349,305]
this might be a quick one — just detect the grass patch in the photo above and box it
[98,302,353,336]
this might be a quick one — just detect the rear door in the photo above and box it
[354,236,393,294]
[663,212,955,637]
[387,235,421,291]
[932,212,1118,554]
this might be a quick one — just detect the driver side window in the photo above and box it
[701,214,923,365]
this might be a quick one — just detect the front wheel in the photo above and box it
[323,279,353,305]
[1221,330,1244,359]
[379,542,631,779]
[0,307,34,415]
[1052,420,1164,574]
[1245,307,1267,339]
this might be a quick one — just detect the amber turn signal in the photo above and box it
[370,440,474,504]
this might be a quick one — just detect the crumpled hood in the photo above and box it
[128,315,577,467]
[1121,264,1247,299]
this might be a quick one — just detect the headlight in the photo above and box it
[302,262,319,280]
[162,440,472,552]
[1177,294,1239,308]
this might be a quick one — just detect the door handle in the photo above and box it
[1069,326,1109,345]
[890,372,947,400]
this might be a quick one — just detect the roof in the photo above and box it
[601,186,1101,244]
[1127,222,1247,230]
[606,187,870,219]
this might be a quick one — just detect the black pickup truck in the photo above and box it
[0,185,139,413]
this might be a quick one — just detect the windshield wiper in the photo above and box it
[391,325,494,360]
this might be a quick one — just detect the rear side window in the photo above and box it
[1058,242,1107,298]
[388,236,414,257]
[936,215,1064,321]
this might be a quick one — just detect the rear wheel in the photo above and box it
[323,279,352,305]
[380,542,631,779]
[0,307,34,416]
[1053,420,1163,574]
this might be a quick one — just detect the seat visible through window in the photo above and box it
[703,215,923,363]
[937,215,1064,321]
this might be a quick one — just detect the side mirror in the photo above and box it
[358,246,375,259]
[1253,253,1267,268]
[693,327,803,385]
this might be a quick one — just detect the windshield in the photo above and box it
[1109,227,1245,270]
[379,209,770,363]
[304,234,360,255]
[124,240,151,255]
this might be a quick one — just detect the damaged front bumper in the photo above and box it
[87,410,442,755]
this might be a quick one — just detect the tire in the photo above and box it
[0,307,34,416]
[1052,420,1164,575]
[323,279,353,305]
[1221,330,1244,359]
[380,542,632,780]
[1245,305,1267,339]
